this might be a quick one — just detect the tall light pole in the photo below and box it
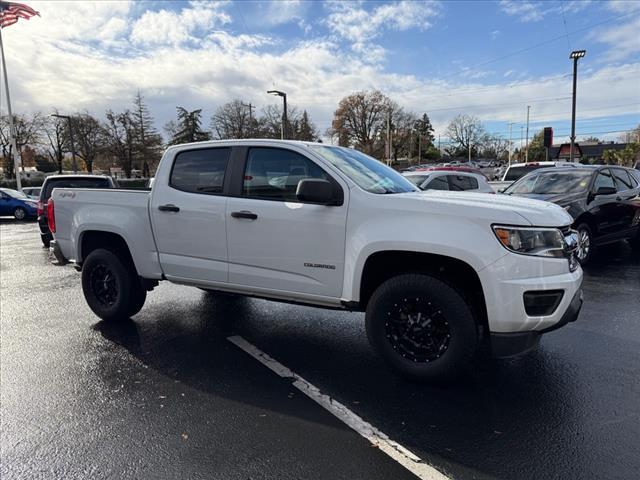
[508,122,515,166]
[51,114,77,173]
[569,50,586,162]
[525,105,531,163]
[267,90,287,140]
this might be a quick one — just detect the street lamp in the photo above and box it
[51,113,77,173]
[569,49,586,163]
[267,90,287,140]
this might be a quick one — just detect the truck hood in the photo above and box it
[390,190,573,227]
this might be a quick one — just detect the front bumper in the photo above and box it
[49,240,69,265]
[490,286,583,357]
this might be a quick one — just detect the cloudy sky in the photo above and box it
[1,0,639,146]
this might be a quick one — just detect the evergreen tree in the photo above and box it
[295,110,318,141]
[168,107,211,145]
[131,91,163,177]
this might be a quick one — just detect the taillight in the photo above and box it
[37,201,44,216]
[47,199,56,233]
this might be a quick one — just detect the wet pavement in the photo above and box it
[1,219,639,479]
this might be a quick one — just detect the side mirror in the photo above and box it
[595,186,616,196]
[296,179,335,205]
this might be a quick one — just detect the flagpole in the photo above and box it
[0,26,22,191]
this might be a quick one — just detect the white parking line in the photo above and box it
[227,335,450,480]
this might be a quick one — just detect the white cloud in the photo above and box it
[324,0,440,61]
[130,1,231,46]
[1,0,637,144]
[590,16,640,60]
[499,0,592,23]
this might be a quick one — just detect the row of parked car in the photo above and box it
[2,157,639,266]
[402,161,640,264]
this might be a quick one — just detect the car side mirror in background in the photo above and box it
[296,179,335,205]
[595,186,616,196]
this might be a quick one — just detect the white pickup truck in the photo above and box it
[49,140,583,380]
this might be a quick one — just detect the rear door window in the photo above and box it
[170,148,230,195]
[425,176,449,190]
[43,178,111,201]
[448,175,478,191]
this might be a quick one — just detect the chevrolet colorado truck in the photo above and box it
[49,140,583,380]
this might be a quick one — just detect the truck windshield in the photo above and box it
[310,146,417,194]
[505,170,593,195]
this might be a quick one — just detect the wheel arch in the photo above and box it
[78,230,136,273]
[358,250,489,335]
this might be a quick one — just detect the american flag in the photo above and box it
[0,1,39,28]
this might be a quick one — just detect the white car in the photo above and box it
[49,140,583,381]
[403,170,495,193]
[490,161,580,192]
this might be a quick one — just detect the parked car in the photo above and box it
[490,161,580,192]
[38,174,115,247]
[0,188,38,220]
[504,166,640,264]
[403,170,495,193]
[22,186,42,199]
[414,165,490,179]
[49,140,582,382]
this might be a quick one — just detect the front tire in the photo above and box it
[81,248,145,321]
[13,207,27,220]
[576,223,594,265]
[365,274,478,382]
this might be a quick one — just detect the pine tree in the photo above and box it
[296,110,318,141]
[168,107,211,145]
[131,91,163,177]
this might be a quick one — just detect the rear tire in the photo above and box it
[576,223,594,265]
[365,274,478,382]
[81,248,145,321]
[13,207,27,220]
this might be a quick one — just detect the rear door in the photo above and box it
[225,146,348,298]
[611,168,640,236]
[149,147,231,283]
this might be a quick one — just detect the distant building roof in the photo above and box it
[549,142,628,159]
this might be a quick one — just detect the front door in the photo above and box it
[589,169,623,241]
[226,146,348,298]
[149,147,230,284]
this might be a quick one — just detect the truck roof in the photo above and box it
[164,139,325,151]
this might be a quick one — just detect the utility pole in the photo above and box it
[386,110,391,165]
[267,90,287,139]
[241,102,255,137]
[569,50,586,163]
[520,126,524,161]
[525,105,531,163]
[508,122,514,166]
[1,28,22,190]
[418,134,422,163]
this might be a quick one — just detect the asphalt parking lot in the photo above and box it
[1,220,639,480]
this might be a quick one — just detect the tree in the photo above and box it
[211,99,256,140]
[131,91,163,177]
[602,143,640,167]
[0,112,43,176]
[583,136,601,143]
[525,130,546,162]
[480,135,510,160]
[42,112,67,173]
[291,110,319,142]
[104,110,136,177]
[167,107,211,145]
[413,113,435,159]
[445,114,485,158]
[328,90,392,156]
[71,113,105,173]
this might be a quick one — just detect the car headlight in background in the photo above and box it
[493,226,566,258]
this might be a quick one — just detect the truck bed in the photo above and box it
[51,188,163,279]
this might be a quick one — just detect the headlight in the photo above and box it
[493,226,565,258]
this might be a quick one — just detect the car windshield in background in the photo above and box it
[404,175,430,187]
[504,165,549,182]
[0,188,29,199]
[310,146,417,194]
[506,170,593,195]
[43,178,110,200]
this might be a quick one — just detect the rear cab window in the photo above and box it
[504,165,547,182]
[448,175,478,191]
[170,147,230,195]
[42,177,111,201]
